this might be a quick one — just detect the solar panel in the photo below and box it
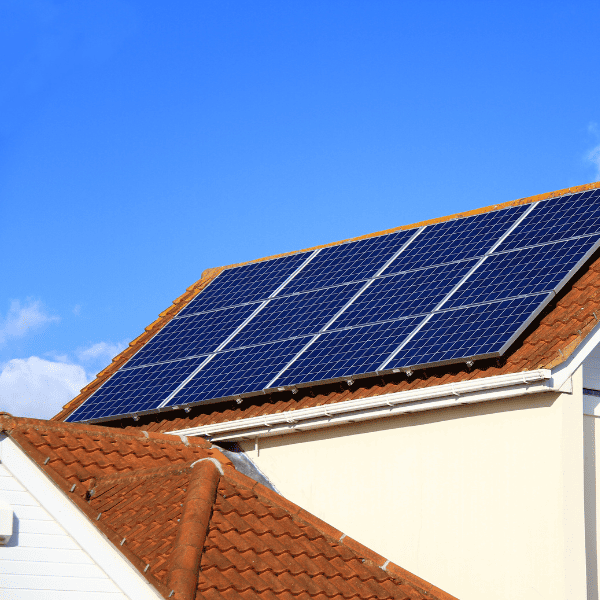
[496,188,600,253]
[333,259,477,329]
[66,188,600,423]
[445,235,600,309]
[223,281,364,350]
[386,295,548,369]
[66,357,207,422]
[170,337,310,404]
[384,204,528,274]
[123,303,259,369]
[178,251,310,315]
[282,229,414,295]
[270,317,424,388]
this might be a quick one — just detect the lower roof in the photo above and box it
[1,415,457,600]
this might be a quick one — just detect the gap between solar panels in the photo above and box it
[65,188,600,423]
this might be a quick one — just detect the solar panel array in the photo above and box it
[67,188,600,422]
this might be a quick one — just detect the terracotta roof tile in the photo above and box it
[0,415,457,600]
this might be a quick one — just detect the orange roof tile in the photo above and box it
[53,180,600,429]
[0,415,457,600]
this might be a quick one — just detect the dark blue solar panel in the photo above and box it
[123,303,258,369]
[168,337,309,405]
[224,282,363,350]
[496,189,600,252]
[65,357,206,422]
[387,295,547,369]
[334,259,477,329]
[272,317,423,387]
[178,251,310,315]
[282,230,414,295]
[385,204,527,274]
[445,235,600,309]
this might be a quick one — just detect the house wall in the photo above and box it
[583,345,600,600]
[0,460,130,600]
[239,368,587,600]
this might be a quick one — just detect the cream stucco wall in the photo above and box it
[239,370,586,600]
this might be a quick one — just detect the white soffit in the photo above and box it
[168,369,557,442]
[0,434,164,600]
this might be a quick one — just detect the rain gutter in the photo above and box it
[168,369,557,442]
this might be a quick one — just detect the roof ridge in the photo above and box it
[220,463,458,600]
[2,414,214,449]
[167,459,221,600]
[52,180,600,424]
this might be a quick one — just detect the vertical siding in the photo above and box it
[0,463,129,599]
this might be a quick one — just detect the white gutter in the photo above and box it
[168,369,557,442]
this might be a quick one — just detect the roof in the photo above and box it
[0,415,456,600]
[52,180,600,432]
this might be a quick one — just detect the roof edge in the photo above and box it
[164,369,555,441]
[201,179,600,272]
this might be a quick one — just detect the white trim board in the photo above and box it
[167,369,558,442]
[0,434,163,600]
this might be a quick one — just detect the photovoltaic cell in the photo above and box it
[168,337,310,405]
[65,357,206,422]
[272,316,423,387]
[496,189,600,252]
[334,259,477,329]
[123,303,259,369]
[385,204,527,274]
[224,282,363,350]
[387,295,548,369]
[177,251,310,315]
[445,235,600,309]
[282,229,413,295]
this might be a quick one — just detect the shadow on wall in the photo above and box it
[5,512,19,547]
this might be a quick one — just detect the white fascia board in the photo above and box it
[551,321,600,390]
[0,434,164,600]
[168,369,556,442]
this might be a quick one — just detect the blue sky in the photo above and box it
[2,0,600,418]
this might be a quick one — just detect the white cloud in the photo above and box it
[587,144,600,180]
[76,340,127,363]
[586,122,600,180]
[0,299,60,345]
[0,356,90,419]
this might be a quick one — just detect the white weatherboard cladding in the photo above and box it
[0,435,163,600]
[0,462,126,599]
